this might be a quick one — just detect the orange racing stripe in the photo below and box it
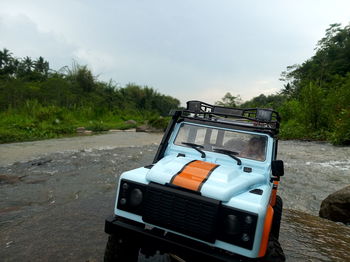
[270,180,279,206]
[258,205,274,257]
[170,160,219,191]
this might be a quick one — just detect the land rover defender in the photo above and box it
[104,100,285,261]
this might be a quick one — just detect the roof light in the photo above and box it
[256,109,273,121]
[186,101,202,113]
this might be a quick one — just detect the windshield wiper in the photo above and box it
[213,148,241,165]
[181,142,206,158]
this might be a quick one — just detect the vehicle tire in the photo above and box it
[270,195,283,240]
[259,236,285,262]
[104,235,139,262]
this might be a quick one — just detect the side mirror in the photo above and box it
[272,160,284,177]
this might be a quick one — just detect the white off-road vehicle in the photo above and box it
[104,101,285,261]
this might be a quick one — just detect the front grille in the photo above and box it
[142,183,220,243]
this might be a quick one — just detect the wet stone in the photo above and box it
[319,185,350,224]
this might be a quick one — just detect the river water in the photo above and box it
[0,133,350,261]
[278,140,350,215]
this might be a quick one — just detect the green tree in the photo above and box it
[0,48,12,68]
[215,92,241,107]
[281,23,350,95]
[33,56,50,80]
[22,56,34,74]
[300,82,324,130]
[240,93,286,109]
[0,48,16,78]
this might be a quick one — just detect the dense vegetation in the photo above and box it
[217,23,350,145]
[0,49,180,143]
[2,23,349,145]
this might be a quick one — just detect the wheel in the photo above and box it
[259,236,286,262]
[104,235,139,262]
[270,195,283,240]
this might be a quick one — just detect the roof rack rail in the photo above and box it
[184,100,280,132]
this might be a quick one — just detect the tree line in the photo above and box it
[0,49,180,143]
[0,49,179,115]
[2,23,349,144]
[216,23,350,145]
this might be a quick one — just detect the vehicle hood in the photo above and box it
[146,155,266,202]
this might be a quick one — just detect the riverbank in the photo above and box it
[0,99,169,144]
[0,132,162,166]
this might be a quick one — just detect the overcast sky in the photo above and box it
[1,0,350,105]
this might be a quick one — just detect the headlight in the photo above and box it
[130,188,143,206]
[224,214,240,235]
[117,179,146,215]
[218,206,258,250]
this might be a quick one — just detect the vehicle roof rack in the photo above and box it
[183,100,281,134]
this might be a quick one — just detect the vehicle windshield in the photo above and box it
[174,123,267,161]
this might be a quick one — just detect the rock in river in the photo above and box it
[319,185,350,224]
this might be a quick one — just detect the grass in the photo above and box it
[2,103,347,146]
[0,103,168,143]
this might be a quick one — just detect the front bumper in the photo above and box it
[105,215,256,262]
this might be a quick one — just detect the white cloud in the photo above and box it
[73,48,115,76]
[0,13,77,70]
